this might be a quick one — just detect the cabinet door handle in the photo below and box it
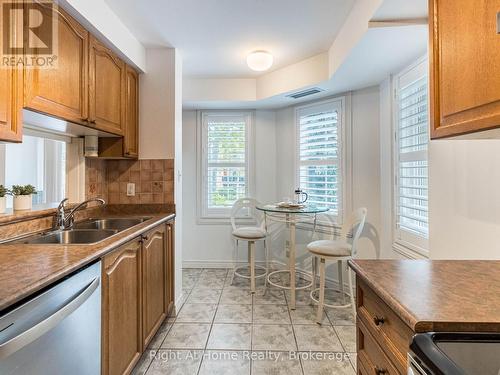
[373,315,385,326]
[142,235,149,241]
[374,366,387,375]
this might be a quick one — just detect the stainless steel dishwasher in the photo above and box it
[0,261,101,375]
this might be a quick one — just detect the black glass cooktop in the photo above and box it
[410,332,500,375]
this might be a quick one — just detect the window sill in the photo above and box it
[392,241,429,259]
[0,203,64,227]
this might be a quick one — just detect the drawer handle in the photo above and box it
[373,315,385,326]
[374,366,387,375]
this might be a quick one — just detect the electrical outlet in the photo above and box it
[126,183,135,196]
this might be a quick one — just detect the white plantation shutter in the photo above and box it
[200,112,252,218]
[395,59,429,251]
[297,100,343,219]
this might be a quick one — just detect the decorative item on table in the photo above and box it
[0,185,10,214]
[276,196,305,209]
[11,185,37,211]
[294,188,308,204]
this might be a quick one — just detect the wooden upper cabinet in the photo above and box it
[102,239,143,375]
[0,66,22,143]
[23,6,89,124]
[142,225,167,348]
[430,0,500,138]
[0,2,22,143]
[124,65,139,158]
[89,36,125,135]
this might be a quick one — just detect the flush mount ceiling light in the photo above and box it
[246,51,274,72]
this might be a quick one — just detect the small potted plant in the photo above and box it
[11,185,37,211]
[0,185,10,214]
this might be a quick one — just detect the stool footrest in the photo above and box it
[310,287,353,309]
[233,264,267,280]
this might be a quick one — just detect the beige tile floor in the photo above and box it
[132,268,357,375]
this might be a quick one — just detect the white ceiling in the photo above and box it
[103,0,355,78]
[372,0,427,20]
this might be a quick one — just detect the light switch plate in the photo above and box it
[126,183,135,196]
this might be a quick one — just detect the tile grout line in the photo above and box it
[284,284,306,375]
[195,268,227,375]
[143,275,195,375]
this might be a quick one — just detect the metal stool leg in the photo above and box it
[230,239,238,286]
[264,239,269,289]
[249,241,256,293]
[316,258,326,324]
[310,256,318,306]
[338,260,345,304]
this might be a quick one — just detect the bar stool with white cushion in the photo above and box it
[307,207,367,324]
[230,198,268,293]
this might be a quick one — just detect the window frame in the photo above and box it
[392,56,430,256]
[294,96,350,227]
[0,128,71,209]
[196,110,255,223]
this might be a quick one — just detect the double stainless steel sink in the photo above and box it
[11,217,151,245]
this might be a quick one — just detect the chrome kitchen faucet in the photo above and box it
[56,198,106,230]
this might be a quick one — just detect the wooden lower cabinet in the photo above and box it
[357,318,400,375]
[356,277,414,375]
[142,225,167,347]
[101,239,142,375]
[102,221,175,375]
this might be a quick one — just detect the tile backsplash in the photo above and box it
[86,159,108,202]
[86,159,174,204]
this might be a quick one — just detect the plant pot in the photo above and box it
[13,195,32,211]
[0,196,5,214]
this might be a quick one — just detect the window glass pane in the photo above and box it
[203,114,249,215]
[299,111,338,161]
[298,104,341,216]
[299,165,339,214]
[399,78,428,154]
[396,64,429,241]
[398,160,428,237]
[207,166,246,208]
[3,135,66,208]
[207,120,246,164]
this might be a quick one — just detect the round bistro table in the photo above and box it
[256,204,329,310]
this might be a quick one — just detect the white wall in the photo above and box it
[429,140,500,260]
[351,87,382,260]
[173,52,184,305]
[182,110,277,267]
[139,48,178,160]
[60,0,146,71]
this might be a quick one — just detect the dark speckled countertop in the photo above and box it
[0,212,175,312]
[349,259,500,333]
